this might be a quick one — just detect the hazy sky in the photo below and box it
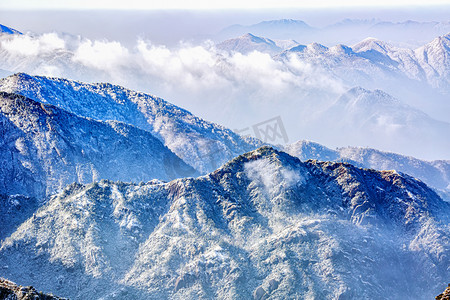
[2,0,450,9]
[2,6,450,47]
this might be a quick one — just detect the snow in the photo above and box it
[1,148,448,298]
[0,74,262,174]
[0,92,195,200]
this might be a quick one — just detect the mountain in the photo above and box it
[0,24,22,35]
[352,37,428,81]
[272,33,450,99]
[0,91,195,204]
[0,73,262,174]
[309,87,450,160]
[323,20,450,48]
[216,33,297,54]
[1,147,448,299]
[279,37,429,84]
[276,34,450,124]
[284,140,450,201]
[415,33,450,89]
[218,19,450,48]
[277,39,419,91]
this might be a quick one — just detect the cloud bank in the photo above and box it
[1,32,449,160]
[0,32,344,128]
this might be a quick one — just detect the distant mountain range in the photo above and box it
[217,18,450,48]
[219,19,314,41]
[1,23,449,160]
[1,73,448,202]
[218,32,450,92]
[1,147,448,299]
[305,87,450,160]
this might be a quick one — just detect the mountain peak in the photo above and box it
[352,37,391,53]
[329,44,354,55]
[216,33,281,54]
[307,42,328,53]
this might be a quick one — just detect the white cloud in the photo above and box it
[1,31,449,160]
[73,39,130,70]
[0,32,348,151]
[0,33,65,56]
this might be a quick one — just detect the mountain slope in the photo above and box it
[305,87,450,160]
[0,73,262,173]
[415,33,450,89]
[0,91,195,202]
[1,147,448,299]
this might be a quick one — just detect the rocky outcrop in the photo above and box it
[436,284,450,300]
[0,278,66,300]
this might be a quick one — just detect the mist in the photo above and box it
[0,9,449,160]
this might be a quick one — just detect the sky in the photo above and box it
[2,0,450,10]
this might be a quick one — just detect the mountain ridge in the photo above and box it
[0,91,196,201]
[0,73,262,174]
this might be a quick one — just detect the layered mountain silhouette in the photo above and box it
[0,73,262,174]
[1,147,448,299]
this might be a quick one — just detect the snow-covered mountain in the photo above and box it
[0,73,262,174]
[0,91,195,201]
[1,146,448,299]
[216,33,297,54]
[218,18,450,48]
[250,32,450,101]
[415,33,450,89]
[0,24,22,35]
[323,20,450,48]
[277,36,444,88]
[299,86,450,161]
[284,140,450,201]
